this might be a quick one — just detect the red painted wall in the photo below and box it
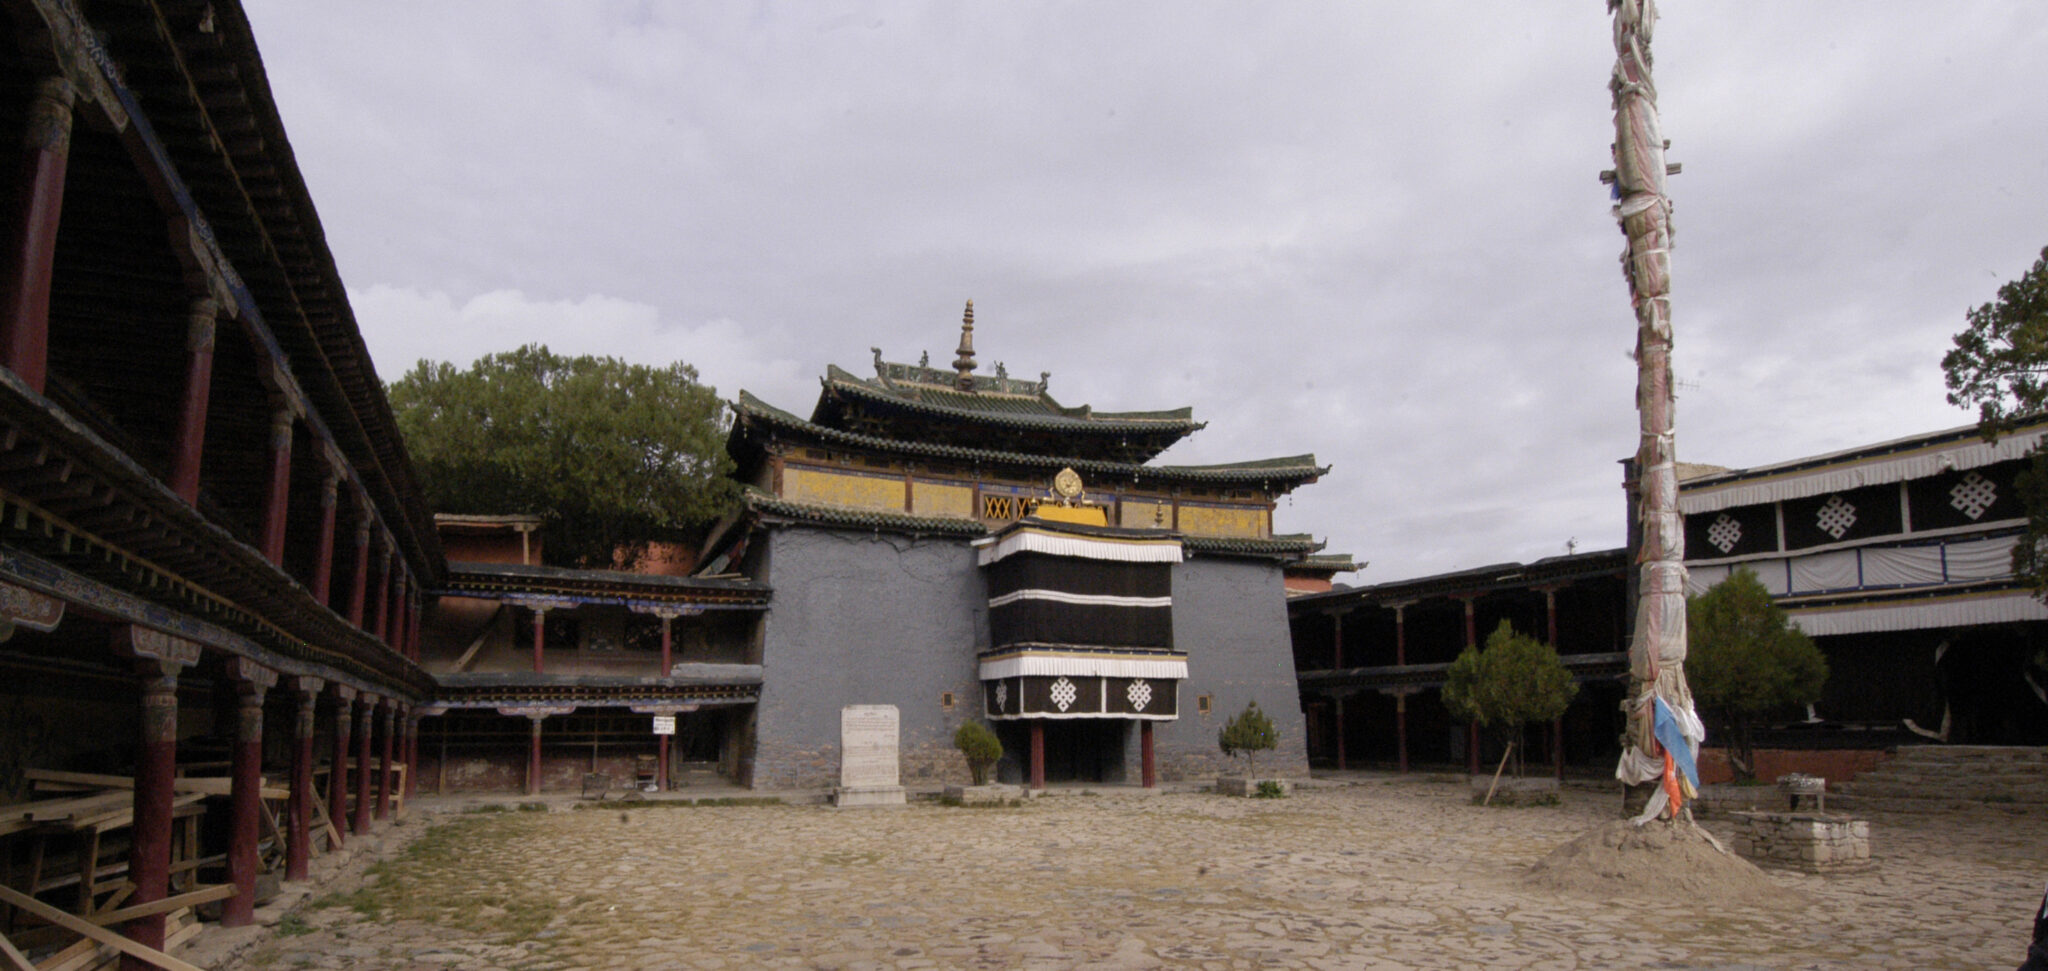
[1697,747,1893,786]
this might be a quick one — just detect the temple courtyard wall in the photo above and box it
[746,526,1311,790]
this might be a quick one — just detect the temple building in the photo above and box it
[712,302,1330,788]
[1289,420,2048,778]
[0,0,440,955]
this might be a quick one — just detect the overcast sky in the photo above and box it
[240,2,2048,583]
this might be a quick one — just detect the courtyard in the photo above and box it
[213,775,2040,971]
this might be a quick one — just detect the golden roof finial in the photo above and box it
[953,299,977,391]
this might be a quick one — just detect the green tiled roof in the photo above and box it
[824,363,1201,433]
[742,487,990,536]
[1182,533,1326,559]
[733,391,1327,487]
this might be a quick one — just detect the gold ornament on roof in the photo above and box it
[1051,467,1084,503]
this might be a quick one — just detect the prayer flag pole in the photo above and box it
[1606,0,1703,821]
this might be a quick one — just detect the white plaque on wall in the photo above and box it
[651,715,676,735]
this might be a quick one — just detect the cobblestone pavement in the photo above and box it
[218,776,2046,970]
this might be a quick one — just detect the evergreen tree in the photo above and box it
[1218,701,1279,778]
[1687,569,1829,781]
[388,344,737,566]
[1442,620,1578,775]
[1943,245,2048,596]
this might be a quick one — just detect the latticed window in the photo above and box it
[982,494,1027,521]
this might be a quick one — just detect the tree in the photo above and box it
[1443,621,1578,776]
[1687,569,1828,781]
[1217,700,1279,779]
[953,721,1002,786]
[1943,245,2048,597]
[388,344,737,566]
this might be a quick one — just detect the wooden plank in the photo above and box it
[451,604,506,672]
[89,886,232,927]
[0,928,37,971]
[30,936,106,971]
[23,794,130,823]
[0,887,205,971]
[23,771,128,790]
[28,770,289,800]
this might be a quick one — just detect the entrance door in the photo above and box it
[1041,720,1129,783]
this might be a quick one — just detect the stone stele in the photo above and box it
[834,704,906,807]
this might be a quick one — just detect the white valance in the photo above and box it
[979,653,1189,680]
[987,589,1171,609]
[1679,426,2046,515]
[1685,535,2019,598]
[975,527,1184,565]
[1789,590,2048,637]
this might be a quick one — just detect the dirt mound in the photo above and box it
[1524,819,1809,910]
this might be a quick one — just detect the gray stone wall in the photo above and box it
[751,526,988,789]
[1144,557,1312,780]
[748,528,1309,788]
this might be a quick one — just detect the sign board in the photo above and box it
[652,715,676,735]
[839,705,900,789]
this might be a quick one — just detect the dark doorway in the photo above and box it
[1041,720,1128,783]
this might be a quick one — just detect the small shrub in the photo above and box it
[1218,701,1280,778]
[1253,780,1287,799]
[953,721,1003,786]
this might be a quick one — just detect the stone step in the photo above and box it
[1828,791,2046,815]
[1838,779,2048,802]
[1888,745,2048,766]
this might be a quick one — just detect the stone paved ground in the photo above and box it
[218,776,2046,970]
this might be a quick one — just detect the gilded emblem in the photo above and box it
[1052,467,1084,501]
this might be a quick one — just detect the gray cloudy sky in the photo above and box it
[240,2,2048,583]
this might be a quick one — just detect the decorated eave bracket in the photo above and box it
[19,0,423,577]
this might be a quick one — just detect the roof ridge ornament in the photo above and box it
[953,299,977,391]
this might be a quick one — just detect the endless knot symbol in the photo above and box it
[1950,472,1998,520]
[1706,513,1742,553]
[1127,680,1153,711]
[1049,677,1078,712]
[1816,495,1858,539]
[994,681,1008,712]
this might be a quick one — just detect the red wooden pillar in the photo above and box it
[1028,720,1045,790]
[1331,610,1346,771]
[259,408,294,566]
[404,711,422,803]
[375,700,395,821]
[168,299,218,504]
[112,627,197,970]
[328,686,354,848]
[345,516,371,627]
[1394,690,1411,775]
[310,470,339,605]
[224,659,275,927]
[0,78,76,394]
[352,696,374,834]
[286,676,322,881]
[382,572,403,650]
[526,714,545,796]
[530,606,547,673]
[1394,603,1410,773]
[659,612,674,675]
[1140,721,1156,788]
[1332,693,1348,771]
[371,549,392,646]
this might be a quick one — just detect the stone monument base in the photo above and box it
[1730,811,1870,872]
[832,785,906,808]
[943,783,1025,805]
